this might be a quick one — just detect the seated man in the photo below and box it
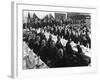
[76,45,91,66]
[56,36,63,49]
[38,40,48,63]
[46,40,58,67]
[65,39,75,66]
[54,48,66,67]
[33,36,41,54]
[37,30,47,42]
[47,34,53,47]
[28,33,36,49]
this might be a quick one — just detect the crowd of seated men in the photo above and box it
[23,13,91,68]
[41,23,91,48]
[23,27,91,68]
[24,16,91,48]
